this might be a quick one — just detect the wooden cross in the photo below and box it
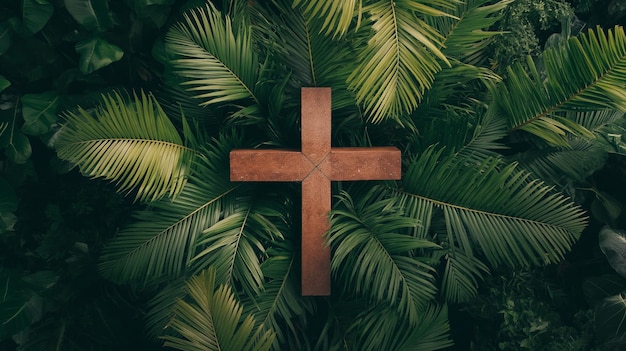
[230,88,401,296]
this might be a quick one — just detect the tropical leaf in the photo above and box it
[164,3,259,108]
[55,91,193,202]
[595,293,626,349]
[347,0,457,123]
[329,187,441,324]
[292,0,362,37]
[64,0,114,31]
[0,75,10,93]
[98,135,238,284]
[20,91,59,136]
[513,137,608,185]
[440,250,489,303]
[496,26,626,146]
[246,239,313,349]
[346,303,453,351]
[0,22,12,55]
[192,191,289,297]
[162,268,275,351]
[75,38,124,74]
[22,0,53,34]
[400,146,587,268]
[432,0,512,65]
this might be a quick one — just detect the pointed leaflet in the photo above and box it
[55,91,193,202]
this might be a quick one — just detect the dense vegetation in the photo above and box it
[1,0,626,350]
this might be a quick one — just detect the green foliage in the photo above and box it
[0,0,624,349]
[467,269,595,350]
[163,268,275,351]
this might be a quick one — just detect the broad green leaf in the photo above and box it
[75,38,124,74]
[22,0,53,34]
[21,91,59,136]
[0,22,13,55]
[0,270,42,339]
[6,130,31,164]
[0,76,9,93]
[64,0,114,31]
[0,178,17,233]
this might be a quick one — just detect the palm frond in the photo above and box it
[162,268,275,351]
[55,91,195,202]
[400,146,587,268]
[328,187,441,324]
[496,26,626,146]
[432,0,512,65]
[440,250,489,303]
[512,137,608,185]
[348,0,458,123]
[98,134,241,284]
[247,239,313,349]
[346,303,453,351]
[292,0,362,37]
[191,191,290,297]
[164,3,259,108]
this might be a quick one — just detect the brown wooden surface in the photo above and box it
[230,87,401,296]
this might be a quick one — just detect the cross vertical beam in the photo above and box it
[230,88,401,296]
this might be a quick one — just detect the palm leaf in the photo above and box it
[164,3,259,108]
[432,0,512,65]
[496,26,626,146]
[162,268,275,351]
[346,303,453,351]
[55,91,194,202]
[328,187,441,324]
[400,146,587,268]
[191,191,289,297]
[247,239,313,349]
[513,137,608,185]
[348,0,458,123]
[440,250,489,303]
[292,0,362,37]
[98,134,241,284]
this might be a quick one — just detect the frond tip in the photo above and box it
[55,91,194,202]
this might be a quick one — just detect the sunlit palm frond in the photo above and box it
[431,0,512,65]
[162,268,275,351]
[55,91,195,202]
[346,303,453,351]
[165,3,259,108]
[348,0,457,123]
[292,0,362,37]
[98,134,241,284]
[401,146,587,268]
[329,187,441,324]
[496,26,626,146]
